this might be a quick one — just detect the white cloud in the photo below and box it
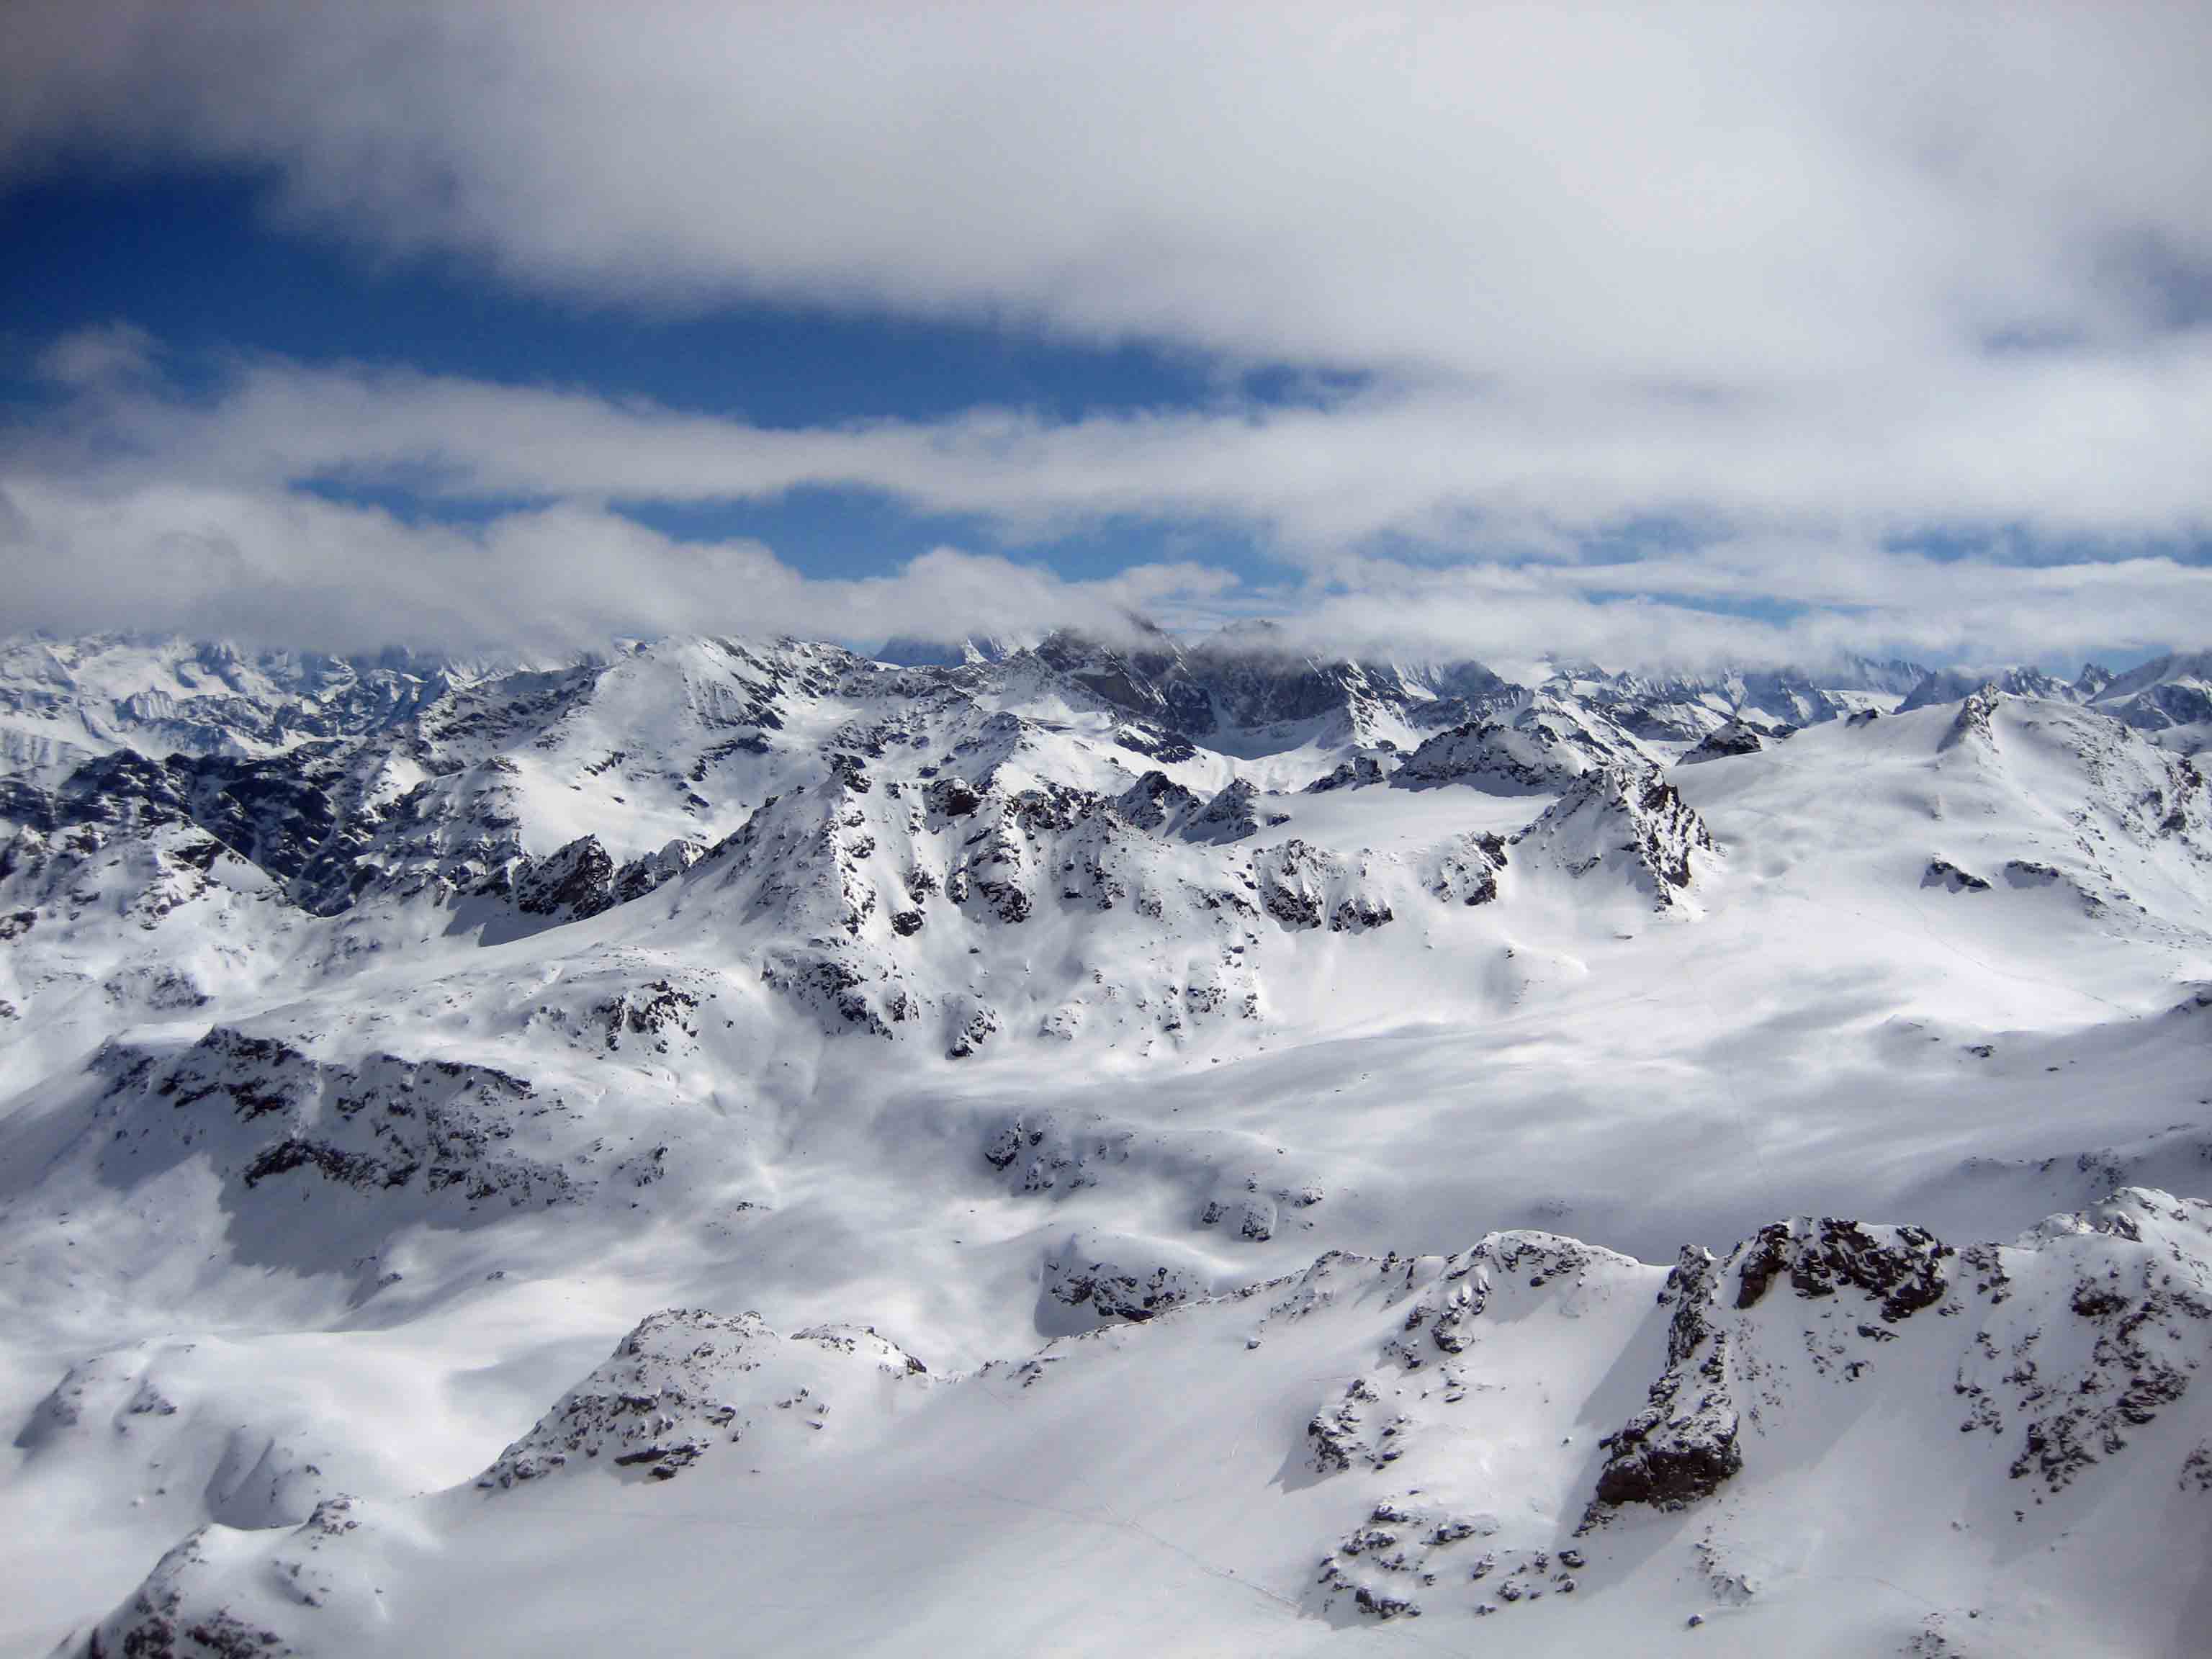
[1,6,2207,667]
[0,475,1236,658]
[22,337,2212,549]
[33,320,158,389]
[5,451,2206,672]
[1274,545,2212,677]
[5,4,2207,374]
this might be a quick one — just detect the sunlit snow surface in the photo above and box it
[2,634,2211,1655]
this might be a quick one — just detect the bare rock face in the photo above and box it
[79,1496,375,1659]
[760,946,916,1038]
[1584,1190,2212,1527]
[981,1108,1134,1195]
[1111,768,1200,832]
[945,999,1000,1059]
[69,1190,2212,1654]
[613,835,706,903]
[1588,1244,1740,1510]
[75,1310,933,1657]
[1961,1190,2212,1493]
[1732,1215,1954,1321]
[478,1309,766,1488]
[1394,689,1647,793]
[1588,1219,1953,1516]
[1900,666,2077,714]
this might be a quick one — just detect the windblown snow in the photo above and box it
[2,626,2210,1656]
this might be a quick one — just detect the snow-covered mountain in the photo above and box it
[1892,653,2212,757]
[3,627,2211,1656]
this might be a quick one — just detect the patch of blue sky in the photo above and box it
[615,491,1305,592]
[2,170,1352,427]
[1579,588,1812,626]
[1884,524,2212,567]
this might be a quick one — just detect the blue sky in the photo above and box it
[1,4,2207,671]
[6,171,1290,587]
[6,174,1227,426]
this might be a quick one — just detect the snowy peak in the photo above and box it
[874,633,1020,667]
[1512,762,1717,909]
[0,633,463,773]
[2090,649,2212,750]
[1394,687,1647,793]
[1017,622,1511,756]
[1899,663,2080,712]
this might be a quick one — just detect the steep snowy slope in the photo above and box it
[2,632,2211,1655]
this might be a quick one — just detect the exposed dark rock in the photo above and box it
[1305,755,1387,793]
[1733,1218,1954,1323]
[1678,721,1765,765]
[1923,859,1992,894]
[1591,1246,1742,1511]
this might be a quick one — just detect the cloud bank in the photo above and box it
[9,3,2207,371]
[6,328,2211,672]
[1,4,2207,668]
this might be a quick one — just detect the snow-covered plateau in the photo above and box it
[2,626,2210,1655]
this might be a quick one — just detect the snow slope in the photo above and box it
[1,631,2209,1655]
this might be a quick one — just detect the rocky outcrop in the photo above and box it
[87,1027,596,1234]
[1901,666,2079,714]
[1426,832,1506,906]
[480,1309,928,1490]
[1304,755,1386,793]
[513,833,617,918]
[1940,684,2005,752]
[1511,763,1716,909]
[1677,720,1765,764]
[480,1311,740,1488]
[1181,778,1266,845]
[1110,770,1199,832]
[1042,1252,1202,1324]
[1923,858,1992,893]
[981,1109,1136,1195]
[513,831,701,922]
[1253,840,1393,932]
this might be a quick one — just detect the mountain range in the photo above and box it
[3,624,2211,1656]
